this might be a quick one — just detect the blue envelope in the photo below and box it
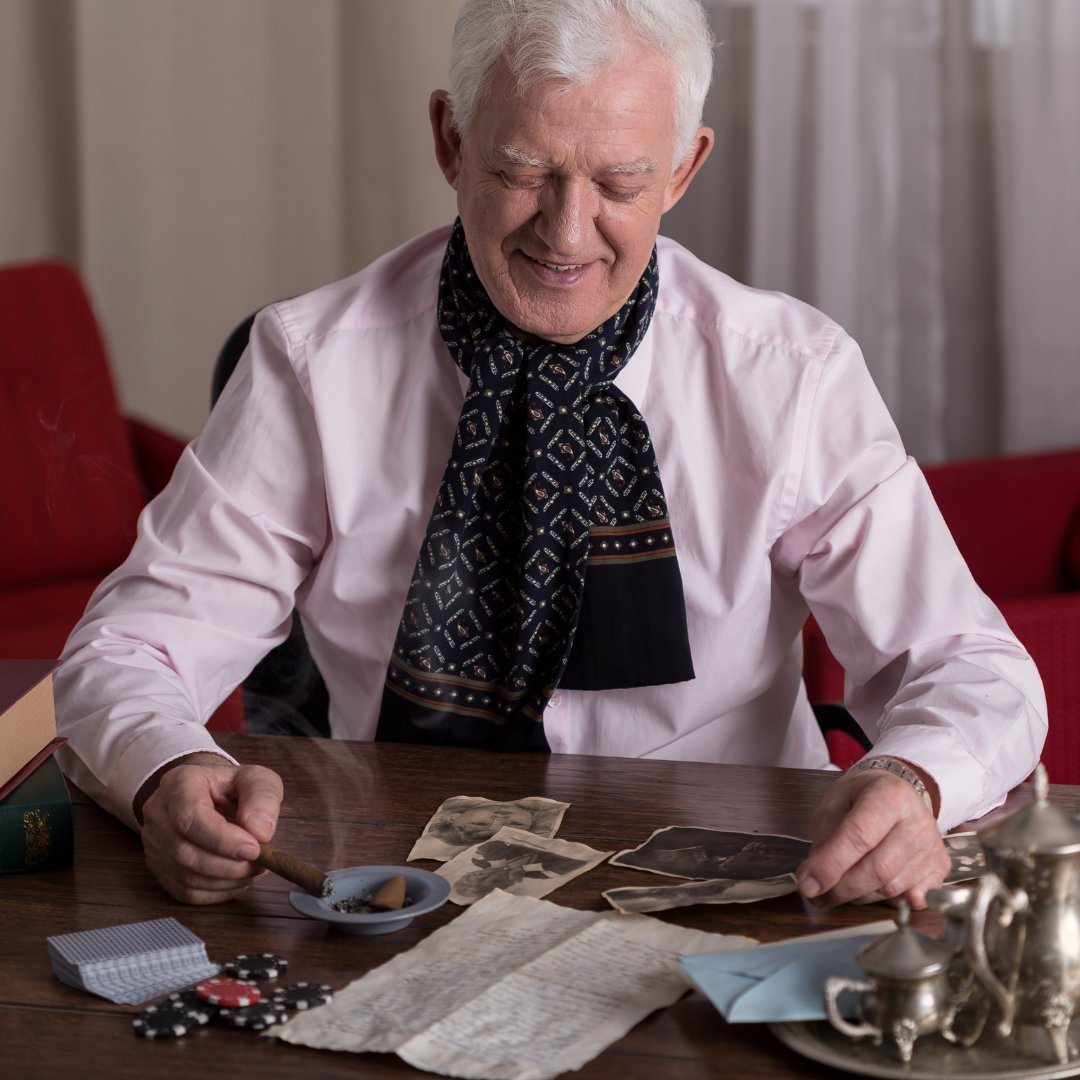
[679,921,895,1023]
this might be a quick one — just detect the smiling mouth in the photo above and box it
[529,255,584,273]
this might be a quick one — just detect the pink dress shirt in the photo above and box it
[55,226,1047,830]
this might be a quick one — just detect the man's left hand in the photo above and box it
[795,767,949,908]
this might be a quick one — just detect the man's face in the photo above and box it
[431,43,712,344]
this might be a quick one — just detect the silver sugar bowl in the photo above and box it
[824,900,960,1062]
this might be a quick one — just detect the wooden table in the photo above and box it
[0,734,1048,1079]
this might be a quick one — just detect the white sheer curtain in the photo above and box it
[664,0,1080,462]
[2,0,1077,457]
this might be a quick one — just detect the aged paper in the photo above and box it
[272,890,754,1080]
[437,826,612,905]
[409,796,571,862]
[603,872,797,913]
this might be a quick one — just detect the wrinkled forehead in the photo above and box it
[474,50,679,159]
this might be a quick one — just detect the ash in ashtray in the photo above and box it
[330,892,415,914]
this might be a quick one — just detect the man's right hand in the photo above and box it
[136,754,284,904]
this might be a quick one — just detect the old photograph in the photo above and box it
[408,795,571,861]
[611,827,810,881]
[603,873,798,914]
[943,832,985,884]
[437,826,611,905]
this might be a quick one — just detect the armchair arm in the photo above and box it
[125,416,186,498]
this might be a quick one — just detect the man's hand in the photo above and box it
[795,765,949,908]
[136,754,284,904]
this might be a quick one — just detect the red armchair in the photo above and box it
[0,260,243,731]
[804,447,1080,782]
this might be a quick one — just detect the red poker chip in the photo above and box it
[196,977,262,1007]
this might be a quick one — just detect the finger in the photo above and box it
[231,765,284,843]
[144,829,261,884]
[175,770,273,860]
[798,799,894,900]
[141,764,248,853]
[837,860,949,908]
[141,768,258,893]
[808,819,949,907]
[150,867,261,906]
[146,855,264,896]
[902,864,950,910]
[798,771,924,898]
[142,828,261,904]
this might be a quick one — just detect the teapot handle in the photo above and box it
[824,977,879,1041]
[964,871,1028,1036]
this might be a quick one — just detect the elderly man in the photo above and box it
[55,0,1045,909]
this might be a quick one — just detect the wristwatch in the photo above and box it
[846,756,934,814]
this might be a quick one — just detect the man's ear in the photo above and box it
[661,126,715,214]
[430,90,463,190]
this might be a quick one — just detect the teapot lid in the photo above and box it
[856,901,953,979]
[978,764,1080,856]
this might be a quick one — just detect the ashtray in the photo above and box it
[288,865,451,935]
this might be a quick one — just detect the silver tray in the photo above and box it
[770,1019,1080,1079]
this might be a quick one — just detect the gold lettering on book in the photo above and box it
[22,809,51,865]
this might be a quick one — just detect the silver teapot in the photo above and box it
[824,901,960,1062]
[966,763,1080,1064]
[925,883,993,1046]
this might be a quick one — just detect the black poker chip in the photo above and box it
[214,1000,290,1030]
[132,1003,197,1039]
[164,990,216,1025]
[223,952,288,980]
[271,982,333,1011]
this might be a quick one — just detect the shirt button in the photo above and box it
[548,692,562,708]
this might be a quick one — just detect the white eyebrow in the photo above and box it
[498,144,553,169]
[603,158,658,176]
[497,143,657,176]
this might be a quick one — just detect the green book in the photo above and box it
[0,754,74,873]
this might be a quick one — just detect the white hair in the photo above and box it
[447,0,715,164]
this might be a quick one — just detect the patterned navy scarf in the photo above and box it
[377,220,694,749]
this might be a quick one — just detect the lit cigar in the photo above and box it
[256,841,334,898]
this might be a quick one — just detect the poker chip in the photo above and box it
[223,952,288,980]
[132,1003,197,1039]
[214,1000,290,1030]
[271,981,333,1011]
[196,977,262,1007]
[164,990,216,1025]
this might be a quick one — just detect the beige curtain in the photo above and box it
[665,0,1080,462]
[1,0,461,438]
[3,0,1078,459]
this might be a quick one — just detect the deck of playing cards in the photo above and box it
[47,917,219,1004]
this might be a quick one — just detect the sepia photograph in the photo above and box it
[611,827,811,881]
[409,795,571,861]
[603,873,798,914]
[437,827,611,905]
[943,832,986,884]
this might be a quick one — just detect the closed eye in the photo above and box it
[599,183,643,203]
[500,171,546,189]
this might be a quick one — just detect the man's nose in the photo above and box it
[537,178,596,255]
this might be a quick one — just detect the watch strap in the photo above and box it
[846,756,934,813]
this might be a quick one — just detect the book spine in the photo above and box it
[0,798,74,873]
